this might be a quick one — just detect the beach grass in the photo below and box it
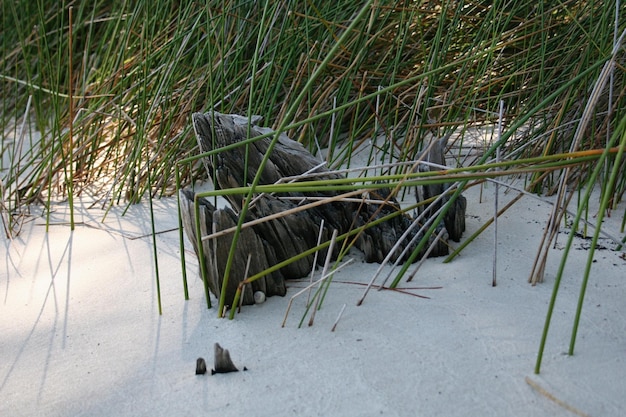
[1,0,624,373]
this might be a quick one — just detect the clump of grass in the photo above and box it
[1,0,625,373]
[2,1,624,218]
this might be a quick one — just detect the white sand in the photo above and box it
[2,182,625,417]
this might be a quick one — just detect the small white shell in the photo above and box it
[254,291,266,304]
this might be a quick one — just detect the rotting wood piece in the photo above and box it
[180,111,466,308]
[212,343,239,375]
[179,189,287,306]
[414,135,466,243]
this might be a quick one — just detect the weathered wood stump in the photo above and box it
[180,111,466,308]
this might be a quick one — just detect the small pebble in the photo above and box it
[254,291,266,304]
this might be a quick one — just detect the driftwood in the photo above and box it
[212,343,239,374]
[195,358,207,375]
[414,135,467,242]
[180,111,466,308]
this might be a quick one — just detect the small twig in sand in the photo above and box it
[331,304,347,332]
[307,220,326,306]
[492,100,505,287]
[375,197,451,291]
[308,229,338,327]
[406,227,447,282]
[525,377,590,417]
[356,184,455,305]
[289,278,441,299]
[281,257,354,328]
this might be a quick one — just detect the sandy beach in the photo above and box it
[2,177,625,417]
